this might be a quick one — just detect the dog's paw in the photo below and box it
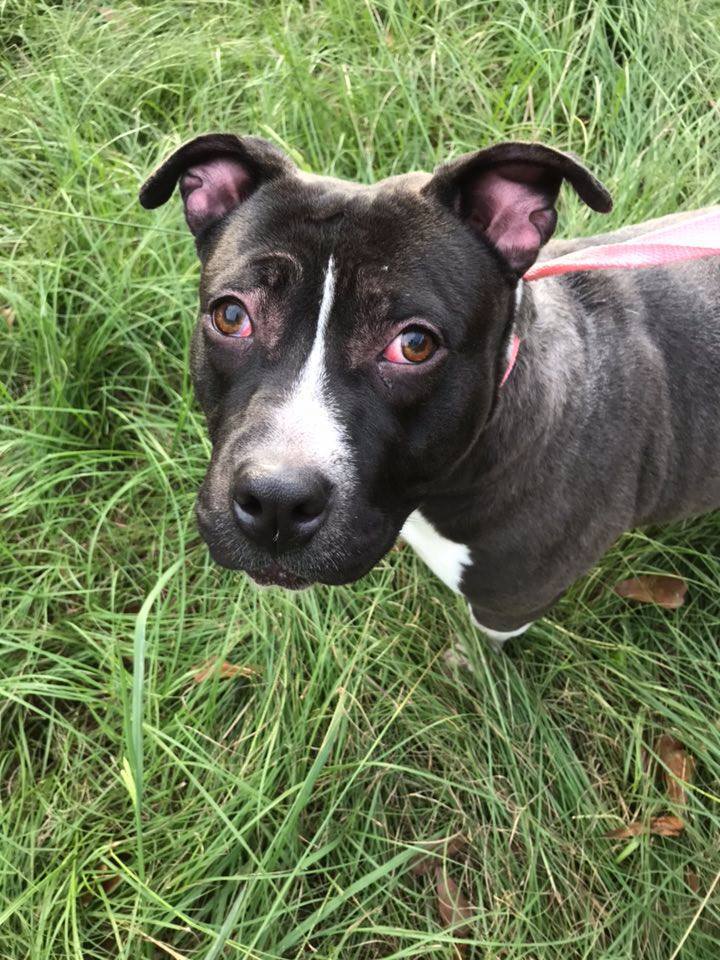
[442,638,474,671]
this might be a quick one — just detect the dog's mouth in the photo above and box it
[196,487,403,589]
[246,563,311,590]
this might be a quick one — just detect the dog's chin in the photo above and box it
[198,506,404,590]
[246,564,312,591]
[244,551,387,590]
[205,538,398,590]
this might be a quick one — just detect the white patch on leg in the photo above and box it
[469,604,532,646]
[257,256,353,482]
[399,512,533,647]
[400,510,471,593]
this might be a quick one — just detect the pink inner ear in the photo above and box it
[179,157,254,235]
[467,164,558,274]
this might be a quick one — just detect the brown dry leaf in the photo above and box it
[99,872,122,896]
[606,813,685,839]
[1,306,15,329]
[613,575,687,609]
[686,869,700,894]
[648,814,686,836]
[435,867,472,935]
[409,833,467,877]
[655,734,695,805]
[79,865,122,905]
[606,821,646,839]
[191,659,258,683]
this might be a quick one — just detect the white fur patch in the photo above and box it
[514,281,524,311]
[261,256,352,478]
[468,606,532,645]
[498,282,524,371]
[400,510,471,593]
[400,511,533,646]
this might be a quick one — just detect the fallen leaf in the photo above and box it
[191,659,258,683]
[606,813,685,839]
[435,867,472,935]
[613,575,687,609]
[686,869,700,894]
[606,821,645,839]
[655,734,695,805]
[1,306,14,329]
[648,813,686,836]
[409,833,467,877]
[608,735,696,842]
[99,872,122,896]
[79,863,123,905]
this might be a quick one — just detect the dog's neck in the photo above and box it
[417,279,566,520]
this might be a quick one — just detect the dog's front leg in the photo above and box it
[468,605,533,650]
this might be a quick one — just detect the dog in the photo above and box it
[140,134,720,643]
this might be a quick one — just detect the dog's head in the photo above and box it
[140,135,610,588]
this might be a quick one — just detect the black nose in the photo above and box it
[231,467,332,551]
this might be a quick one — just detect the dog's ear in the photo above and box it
[422,142,612,276]
[139,133,295,237]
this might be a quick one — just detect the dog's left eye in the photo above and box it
[212,300,253,338]
[382,327,438,364]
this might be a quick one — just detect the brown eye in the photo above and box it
[383,327,438,364]
[212,300,253,338]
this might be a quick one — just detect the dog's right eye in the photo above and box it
[212,300,253,338]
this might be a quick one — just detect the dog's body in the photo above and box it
[404,211,720,635]
[140,136,720,636]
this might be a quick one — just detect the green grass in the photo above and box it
[2,0,720,956]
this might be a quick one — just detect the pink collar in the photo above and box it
[500,208,720,387]
[499,332,521,387]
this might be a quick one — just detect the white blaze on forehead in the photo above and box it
[264,256,352,474]
[303,254,336,392]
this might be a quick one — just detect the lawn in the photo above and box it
[1,1,720,957]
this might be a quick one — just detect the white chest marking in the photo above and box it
[400,510,471,593]
[266,256,352,478]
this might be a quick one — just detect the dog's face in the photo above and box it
[140,135,610,588]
